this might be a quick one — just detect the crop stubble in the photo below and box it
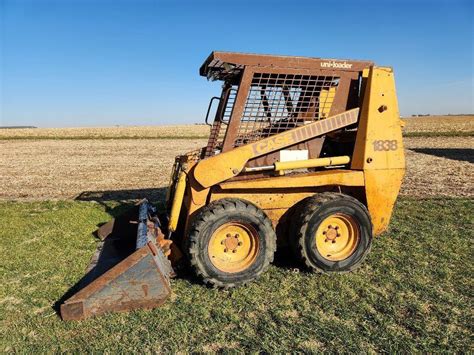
[0,115,472,140]
[0,136,472,200]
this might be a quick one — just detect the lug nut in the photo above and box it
[235,233,239,238]
[224,248,228,253]
[238,242,243,246]
[232,249,237,253]
[226,233,231,237]
[221,240,225,245]
[323,231,326,235]
[332,240,336,244]
[335,226,339,230]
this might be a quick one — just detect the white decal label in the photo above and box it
[320,61,353,69]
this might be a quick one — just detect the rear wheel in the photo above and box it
[290,193,372,272]
[188,198,276,288]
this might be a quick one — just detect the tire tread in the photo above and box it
[188,198,276,288]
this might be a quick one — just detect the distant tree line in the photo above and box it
[410,114,473,117]
[0,126,37,129]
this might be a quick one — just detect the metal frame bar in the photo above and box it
[220,66,353,150]
[222,67,254,152]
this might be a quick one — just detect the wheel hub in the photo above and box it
[222,233,241,252]
[208,223,259,273]
[315,214,360,261]
[324,226,339,242]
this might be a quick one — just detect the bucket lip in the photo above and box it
[60,200,173,321]
[62,246,152,305]
[60,245,172,320]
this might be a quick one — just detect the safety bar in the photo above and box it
[204,96,221,126]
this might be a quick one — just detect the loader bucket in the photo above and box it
[60,200,173,320]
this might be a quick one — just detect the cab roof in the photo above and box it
[200,51,373,80]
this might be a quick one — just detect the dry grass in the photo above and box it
[0,139,205,200]
[0,125,210,139]
[0,137,472,200]
[402,115,474,133]
[401,136,473,198]
[1,115,472,140]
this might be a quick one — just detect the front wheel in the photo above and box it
[290,193,373,273]
[188,198,276,288]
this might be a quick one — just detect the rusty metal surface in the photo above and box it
[199,52,370,156]
[200,51,373,79]
[221,68,254,152]
[61,246,171,320]
[60,200,173,320]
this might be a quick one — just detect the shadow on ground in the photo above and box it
[76,187,168,204]
[75,187,168,219]
[410,148,473,163]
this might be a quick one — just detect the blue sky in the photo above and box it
[1,0,473,127]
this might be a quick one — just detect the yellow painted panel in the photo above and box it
[364,169,404,235]
[168,171,187,232]
[209,191,316,225]
[352,67,405,171]
[319,86,336,118]
[218,169,364,190]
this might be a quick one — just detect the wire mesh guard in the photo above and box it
[234,73,339,146]
[205,72,340,156]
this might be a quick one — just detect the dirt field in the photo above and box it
[0,125,210,139]
[402,136,473,197]
[0,136,472,200]
[402,115,474,133]
[1,115,472,140]
[0,139,203,200]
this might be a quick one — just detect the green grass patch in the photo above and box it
[0,198,472,352]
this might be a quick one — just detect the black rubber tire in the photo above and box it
[290,192,372,273]
[188,198,276,288]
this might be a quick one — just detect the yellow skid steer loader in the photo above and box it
[61,52,405,320]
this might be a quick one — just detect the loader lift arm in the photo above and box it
[194,108,359,188]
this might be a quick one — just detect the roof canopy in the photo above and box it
[200,51,373,81]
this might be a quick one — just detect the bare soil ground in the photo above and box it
[401,115,474,133]
[1,137,472,200]
[0,115,472,139]
[0,139,203,200]
[401,136,473,197]
[0,125,210,139]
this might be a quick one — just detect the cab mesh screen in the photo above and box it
[234,73,339,146]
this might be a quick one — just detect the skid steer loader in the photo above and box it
[61,52,405,320]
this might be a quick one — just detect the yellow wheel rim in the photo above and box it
[208,222,259,273]
[315,214,360,261]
